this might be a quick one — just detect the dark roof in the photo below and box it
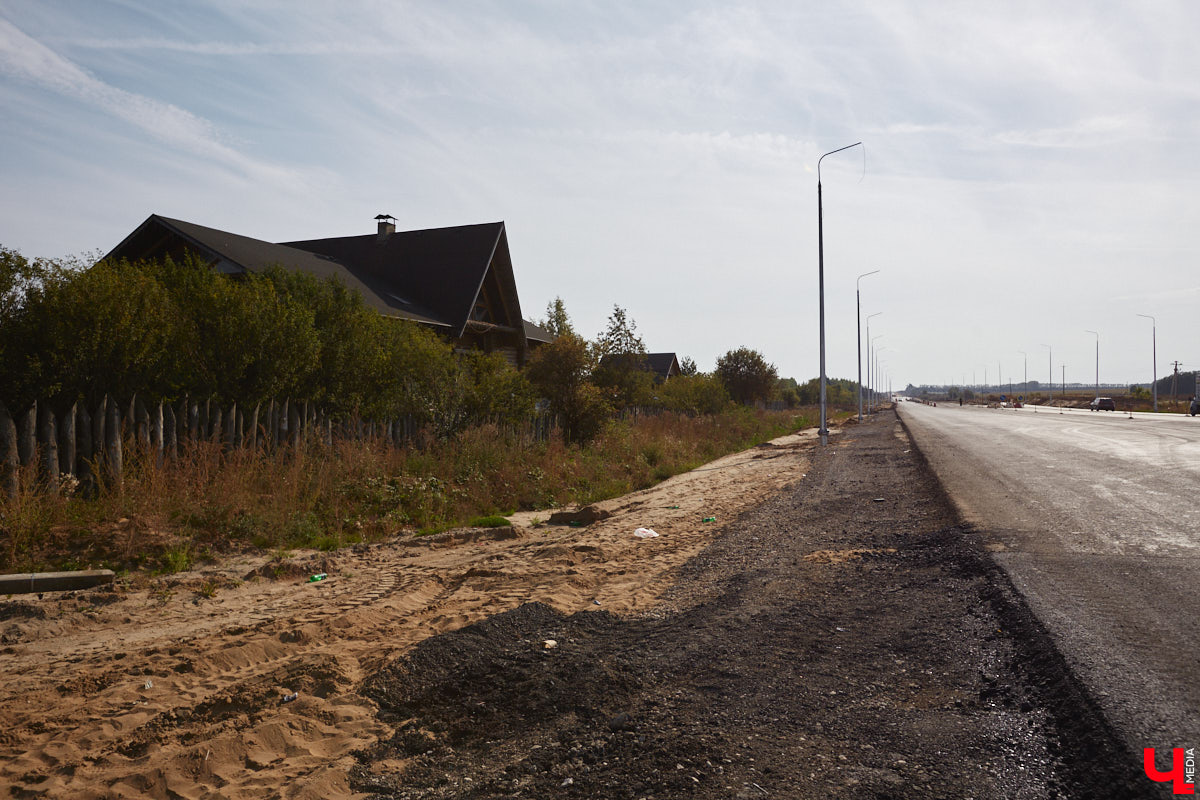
[105,215,447,326]
[523,319,556,344]
[646,353,680,379]
[103,215,537,338]
[597,352,680,380]
[284,222,518,337]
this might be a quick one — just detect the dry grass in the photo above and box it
[0,406,818,574]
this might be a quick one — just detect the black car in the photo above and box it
[1090,397,1116,411]
[1190,397,1199,417]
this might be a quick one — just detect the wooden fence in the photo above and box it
[0,396,557,498]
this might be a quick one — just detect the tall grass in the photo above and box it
[0,407,815,574]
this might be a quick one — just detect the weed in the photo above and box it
[160,545,192,574]
[469,515,511,528]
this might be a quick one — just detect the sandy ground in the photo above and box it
[0,428,818,799]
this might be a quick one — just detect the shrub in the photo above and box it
[715,347,778,405]
[469,515,511,528]
[658,374,731,415]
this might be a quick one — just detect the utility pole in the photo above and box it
[1172,361,1183,407]
[1062,364,1066,400]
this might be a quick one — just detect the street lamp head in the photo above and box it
[818,141,863,182]
[857,269,880,288]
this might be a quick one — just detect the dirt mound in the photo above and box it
[548,506,611,526]
[242,555,335,581]
[400,526,525,548]
[363,602,640,740]
[0,601,46,622]
[354,602,720,798]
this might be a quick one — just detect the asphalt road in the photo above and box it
[897,400,1200,766]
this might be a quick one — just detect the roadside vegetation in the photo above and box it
[0,406,815,574]
[0,246,850,574]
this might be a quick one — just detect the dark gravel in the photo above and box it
[351,412,1152,799]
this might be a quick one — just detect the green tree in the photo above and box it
[158,256,320,404]
[1,257,181,410]
[678,356,698,377]
[593,304,645,359]
[592,305,653,409]
[261,266,392,416]
[658,373,730,415]
[715,347,778,405]
[540,296,574,338]
[525,332,611,444]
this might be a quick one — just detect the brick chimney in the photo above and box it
[375,214,396,241]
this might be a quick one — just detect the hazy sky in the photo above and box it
[2,1,1199,389]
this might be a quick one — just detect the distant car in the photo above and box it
[1190,397,1199,417]
[1090,397,1116,411]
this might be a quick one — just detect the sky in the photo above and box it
[2,1,1199,390]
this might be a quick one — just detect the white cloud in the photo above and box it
[0,17,309,190]
[57,36,398,56]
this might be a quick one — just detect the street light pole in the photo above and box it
[870,333,884,413]
[856,270,880,422]
[817,141,863,446]
[865,313,882,414]
[1085,330,1099,400]
[1137,314,1157,412]
[877,349,890,407]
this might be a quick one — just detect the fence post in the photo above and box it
[223,402,236,448]
[226,400,238,450]
[134,395,151,454]
[265,400,276,450]
[187,398,199,444]
[17,404,36,467]
[174,398,187,451]
[93,397,107,475]
[163,402,178,462]
[105,394,122,487]
[59,401,77,478]
[150,400,164,467]
[288,401,300,448]
[210,403,224,445]
[276,400,288,448]
[0,401,18,498]
[38,400,59,491]
[76,403,93,492]
[249,403,261,451]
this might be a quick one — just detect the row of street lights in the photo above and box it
[982,315,1157,411]
[818,142,1163,432]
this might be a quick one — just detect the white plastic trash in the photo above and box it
[633,528,659,538]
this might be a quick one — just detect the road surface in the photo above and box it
[898,400,1200,763]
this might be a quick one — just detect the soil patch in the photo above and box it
[351,414,1145,799]
[0,428,816,798]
